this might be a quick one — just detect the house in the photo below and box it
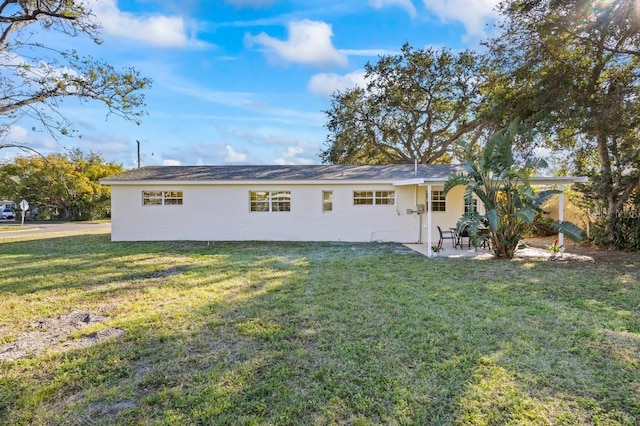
[100,164,586,255]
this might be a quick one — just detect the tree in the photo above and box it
[321,44,493,165]
[488,0,640,246]
[0,0,151,144]
[444,123,583,259]
[0,149,123,220]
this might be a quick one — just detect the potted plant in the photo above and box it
[548,239,564,258]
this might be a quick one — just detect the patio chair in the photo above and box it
[437,226,456,249]
[457,225,471,249]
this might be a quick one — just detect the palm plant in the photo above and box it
[444,123,584,258]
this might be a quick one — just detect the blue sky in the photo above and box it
[4,0,501,168]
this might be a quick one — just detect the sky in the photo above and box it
[3,0,502,169]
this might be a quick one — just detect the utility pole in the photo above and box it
[136,140,141,168]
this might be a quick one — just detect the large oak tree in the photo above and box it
[321,44,493,165]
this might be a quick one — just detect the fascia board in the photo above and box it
[100,179,401,186]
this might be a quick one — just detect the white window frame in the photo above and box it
[353,191,373,205]
[322,191,333,212]
[374,190,395,205]
[142,191,183,206]
[249,191,291,212]
[353,190,396,206]
[430,190,446,212]
[465,198,478,215]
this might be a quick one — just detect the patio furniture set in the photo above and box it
[437,226,490,251]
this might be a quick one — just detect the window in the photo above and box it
[465,198,478,215]
[375,191,395,205]
[143,191,183,206]
[250,191,270,212]
[430,190,446,212]
[271,191,291,212]
[353,191,373,205]
[353,190,395,205]
[142,191,163,205]
[323,191,333,212]
[250,191,291,212]
[164,191,184,205]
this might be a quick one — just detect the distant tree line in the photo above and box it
[0,149,123,221]
[322,0,640,250]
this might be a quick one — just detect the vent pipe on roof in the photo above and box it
[414,158,417,176]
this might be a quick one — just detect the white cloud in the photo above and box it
[163,159,182,165]
[245,20,347,67]
[308,70,367,98]
[273,147,316,165]
[4,125,29,144]
[91,0,200,48]
[369,0,417,18]
[225,145,248,163]
[1,52,82,90]
[422,0,500,37]
[163,81,325,125]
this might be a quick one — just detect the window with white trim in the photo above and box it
[250,191,291,212]
[375,190,395,205]
[322,191,333,212]
[353,190,395,205]
[142,191,183,206]
[353,191,373,205]
[430,190,446,212]
[465,198,478,215]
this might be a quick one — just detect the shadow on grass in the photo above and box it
[0,236,638,424]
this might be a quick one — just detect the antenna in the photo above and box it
[137,140,141,169]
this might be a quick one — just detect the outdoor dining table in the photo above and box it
[451,226,490,249]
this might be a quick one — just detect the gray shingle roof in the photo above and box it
[102,164,466,182]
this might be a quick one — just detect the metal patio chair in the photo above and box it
[437,226,456,249]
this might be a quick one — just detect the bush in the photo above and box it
[591,215,640,251]
[523,210,557,237]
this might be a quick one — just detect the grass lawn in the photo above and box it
[0,233,638,425]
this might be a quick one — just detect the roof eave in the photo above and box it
[100,179,407,186]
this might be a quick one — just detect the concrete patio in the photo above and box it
[404,242,594,261]
[404,243,495,259]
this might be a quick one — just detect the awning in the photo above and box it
[393,178,425,186]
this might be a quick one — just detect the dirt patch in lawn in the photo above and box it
[524,236,640,263]
[0,310,124,362]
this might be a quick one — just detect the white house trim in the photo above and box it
[393,178,426,186]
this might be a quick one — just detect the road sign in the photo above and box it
[19,199,29,226]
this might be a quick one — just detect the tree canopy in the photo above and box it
[0,0,151,143]
[0,149,123,220]
[487,0,640,246]
[321,44,493,165]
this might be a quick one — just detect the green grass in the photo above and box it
[0,232,638,425]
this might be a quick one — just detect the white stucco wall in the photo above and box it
[110,183,465,243]
[415,185,472,247]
